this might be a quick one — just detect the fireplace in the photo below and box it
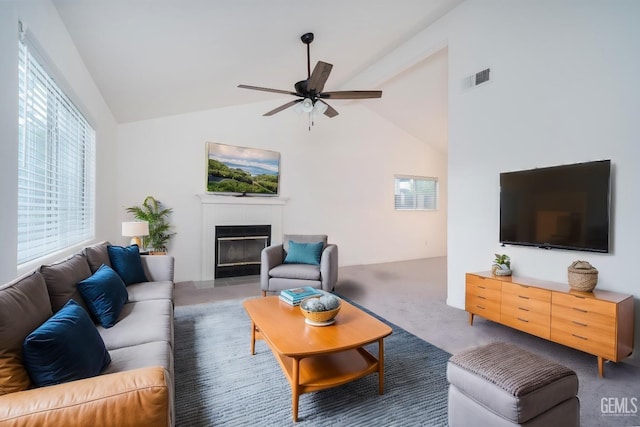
[214,225,271,278]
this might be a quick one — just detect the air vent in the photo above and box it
[464,67,492,90]
[475,68,491,85]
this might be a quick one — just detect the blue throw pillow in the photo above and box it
[77,264,128,328]
[107,244,148,285]
[22,300,111,387]
[284,241,324,266]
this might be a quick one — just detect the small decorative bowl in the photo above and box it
[494,268,512,276]
[299,296,341,324]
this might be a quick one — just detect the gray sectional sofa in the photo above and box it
[0,241,175,427]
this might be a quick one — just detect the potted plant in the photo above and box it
[126,196,175,254]
[492,253,512,276]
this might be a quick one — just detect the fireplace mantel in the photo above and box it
[198,194,287,280]
[197,194,288,206]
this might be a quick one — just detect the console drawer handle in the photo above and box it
[477,296,486,300]
[572,333,588,340]
[478,285,486,289]
[572,295,586,299]
[476,305,485,310]
[572,308,588,313]
[518,295,529,300]
[518,307,529,312]
[572,320,588,327]
[517,317,529,323]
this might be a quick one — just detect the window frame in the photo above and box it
[394,175,438,211]
[17,35,96,266]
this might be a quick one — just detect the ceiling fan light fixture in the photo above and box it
[301,98,314,113]
[313,101,328,115]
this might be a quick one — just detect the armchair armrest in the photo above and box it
[320,244,338,292]
[260,245,283,292]
[0,366,171,427]
[141,255,175,282]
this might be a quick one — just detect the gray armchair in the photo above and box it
[260,234,338,297]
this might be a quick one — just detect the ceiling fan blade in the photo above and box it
[320,90,383,100]
[318,100,339,118]
[238,84,298,96]
[263,99,302,116]
[306,61,333,93]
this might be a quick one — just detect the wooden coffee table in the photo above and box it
[243,296,392,422]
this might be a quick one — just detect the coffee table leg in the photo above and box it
[378,338,385,395]
[250,321,256,355]
[292,358,300,422]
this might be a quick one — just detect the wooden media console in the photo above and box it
[465,272,634,377]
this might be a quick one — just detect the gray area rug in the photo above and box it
[174,297,451,426]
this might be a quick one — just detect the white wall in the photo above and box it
[116,100,448,282]
[430,1,640,361]
[0,0,118,282]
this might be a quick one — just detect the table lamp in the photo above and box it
[122,221,149,248]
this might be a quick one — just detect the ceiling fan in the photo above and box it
[238,32,382,121]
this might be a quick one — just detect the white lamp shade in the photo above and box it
[313,101,328,115]
[301,98,314,113]
[122,221,149,237]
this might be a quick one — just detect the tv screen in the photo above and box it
[206,142,280,196]
[500,160,611,253]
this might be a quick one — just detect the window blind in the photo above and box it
[17,39,95,265]
[394,176,438,211]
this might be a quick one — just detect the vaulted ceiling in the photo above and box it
[52,0,460,153]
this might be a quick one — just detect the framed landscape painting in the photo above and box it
[206,142,280,196]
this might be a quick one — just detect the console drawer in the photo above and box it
[553,292,616,316]
[501,306,550,339]
[466,294,501,322]
[502,282,551,302]
[551,317,616,360]
[502,291,551,315]
[466,274,501,291]
[551,304,615,339]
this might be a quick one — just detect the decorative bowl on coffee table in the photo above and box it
[299,295,341,326]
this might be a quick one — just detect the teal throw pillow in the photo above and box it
[107,244,148,285]
[22,300,111,387]
[284,241,323,266]
[77,264,128,328]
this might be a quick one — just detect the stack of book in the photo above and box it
[279,287,321,306]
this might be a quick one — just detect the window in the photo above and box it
[394,175,438,211]
[17,38,95,265]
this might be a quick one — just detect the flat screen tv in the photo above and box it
[206,142,280,196]
[499,160,611,253]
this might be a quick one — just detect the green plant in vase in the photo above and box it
[126,196,175,253]
[492,253,512,276]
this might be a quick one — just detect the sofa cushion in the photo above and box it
[40,253,92,313]
[105,341,173,381]
[284,241,323,265]
[126,281,174,302]
[23,300,111,387]
[77,264,129,328]
[0,271,53,395]
[83,241,112,273]
[107,245,149,285]
[270,263,321,281]
[98,300,174,351]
